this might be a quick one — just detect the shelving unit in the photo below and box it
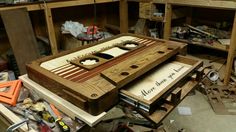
[148,0,236,85]
[0,0,117,55]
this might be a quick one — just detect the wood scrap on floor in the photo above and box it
[185,54,236,115]
[205,84,236,115]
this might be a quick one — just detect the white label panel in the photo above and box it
[125,61,191,101]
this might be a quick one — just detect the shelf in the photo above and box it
[0,0,116,11]
[170,37,229,52]
[153,0,236,10]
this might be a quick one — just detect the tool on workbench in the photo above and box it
[6,109,31,132]
[0,80,22,106]
[49,104,70,132]
[38,110,55,123]
[31,111,52,132]
[7,118,29,132]
[5,105,37,121]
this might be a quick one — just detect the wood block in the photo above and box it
[171,87,182,104]
[1,8,40,75]
[101,44,180,88]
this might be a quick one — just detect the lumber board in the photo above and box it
[1,8,40,75]
[224,11,236,85]
[43,3,58,55]
[19,74,106,127]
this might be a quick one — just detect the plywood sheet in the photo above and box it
[1,8,40,75]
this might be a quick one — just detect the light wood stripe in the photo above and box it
[69,71,89,81]
[54,65,75,74]
[146,41,156,46]
[58,67,80,76]
[51,64,71,72]
[63,69,85,79]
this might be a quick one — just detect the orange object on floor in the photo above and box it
[0,80,22,106]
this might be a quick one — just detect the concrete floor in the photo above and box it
[162,91,236,132]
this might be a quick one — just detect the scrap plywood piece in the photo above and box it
[19,75,106,127]
[139,2,153,19]
[1,8,40,75]
[134,19,148,35]
[206,85,236,115]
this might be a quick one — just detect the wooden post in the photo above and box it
[44,4,58,55]
[120,0,128,33]
[224,11,236,85]
[163,3,172,40]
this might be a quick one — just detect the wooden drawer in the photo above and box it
[120,55,202,118]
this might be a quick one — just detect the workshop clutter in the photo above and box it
[0,71,83,131]
[61,20,109,41]
[61,20,113,50]
[171,24,231,46]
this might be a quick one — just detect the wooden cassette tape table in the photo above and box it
[25,33,202,125]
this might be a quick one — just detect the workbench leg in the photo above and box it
[120,0,128,33]
[163,4,172,40]
[44,7,58,55]
[224,11,236,85]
